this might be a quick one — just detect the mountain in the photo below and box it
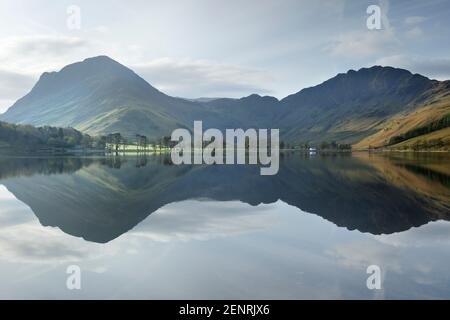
[0,56,237,139]
[355,80,450,149]
[203,94,280,128]
[278,66,439,144]
[1,154,449,242]
[1,56,449,145]
[204,66,449,145]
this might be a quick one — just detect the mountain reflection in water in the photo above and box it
[0,152,448,243]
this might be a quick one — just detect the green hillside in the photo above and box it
[0,56,235,139]
[1,56,449,147]
[388,127,450,151]
[0,121,95,151]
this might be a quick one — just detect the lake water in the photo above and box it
[0,152,449,299]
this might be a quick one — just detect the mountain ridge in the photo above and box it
[1,56,449,146]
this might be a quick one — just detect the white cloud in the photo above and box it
[0,34,274,106]
[0,185,280,262]
[93,25,109,33]
[374,221,450,248]
[128,200,279,242]
[326,240,402,273]
[0,69,35,112]
[327,29,399,58]
[0,100,15,114]
[0,35,91,73]
[404,16,427,25]
[0,224,116,263]
[406,26,424,39]
[0,35,95,112]
[133,57,274,98]
[326,1,402,59]
[0,185,117,264]
[1,35,87,56]
[403,15,427,39]
[376,55,450,80]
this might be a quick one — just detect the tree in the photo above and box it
[338,143,352,150]
[162,136,171,148]
[111,133,122,151]
[303,142,310,150]
[94,136,107,149]
[58,128,64,140]
[64,136,76,146]
[136,134,142,151]
[320,141,330,150]
[141,135,148,151]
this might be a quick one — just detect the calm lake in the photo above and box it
[0,152,449,299]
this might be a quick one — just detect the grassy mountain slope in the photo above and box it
[387,127,450,151]
[355,81,450,149]
[278,66,436,144]
[1,56,449,146]
[0,56,237,139]
[202,94,280,128]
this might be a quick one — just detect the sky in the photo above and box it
[1,0,450,113]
